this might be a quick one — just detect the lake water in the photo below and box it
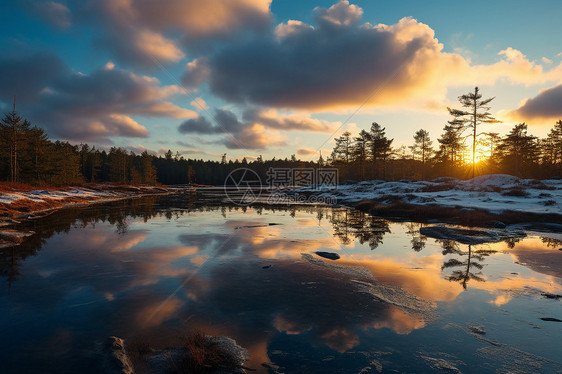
[1,193,561,373]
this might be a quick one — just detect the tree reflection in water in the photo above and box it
[439,239,495,289]
[405,222,427,252]
[329,209,390,249]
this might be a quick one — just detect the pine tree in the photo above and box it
[545,120,562,169]
[368,123,393,179]
[448,87,501,178]
[141,151,156,184]
[435,123,464,167]
[410,129,433,179]
[0,110,31,182]
[27,126,49,182]
[497,123,538,177]
[330,131,352,164]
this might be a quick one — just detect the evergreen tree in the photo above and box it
[351,130,369,178]
[330,131,352,164]
[368,122,393,179]
[545,120,562,169]
[448,87,501,178]
[435,123,464,167]
[141,151,157,184]
[497,123,538,177]
[410,129,433,178]
[0,110,31,182]
[26,126,49,182]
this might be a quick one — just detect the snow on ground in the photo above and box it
[0,185,174,206]
[0,187,120,204]
[294,174,562,215]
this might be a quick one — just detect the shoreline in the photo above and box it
[0,185,186,223]
[285,174,562,229]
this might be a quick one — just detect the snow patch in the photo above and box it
[292,174,562,216]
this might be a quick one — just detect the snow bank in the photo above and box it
[0,185,174,206]
[293,174,562,216]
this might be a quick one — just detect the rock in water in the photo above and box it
[541,293,562,300]
[315,251,341,260]
[146,335,248,374]
[103,337,134,374]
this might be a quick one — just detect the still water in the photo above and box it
[1,194,561,373]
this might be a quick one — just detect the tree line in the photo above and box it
[1,86,561,186]
[329,87,562,181]
[0,108,320,186]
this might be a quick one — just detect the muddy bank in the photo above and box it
[353,200,562,228]
[287,174,562,228]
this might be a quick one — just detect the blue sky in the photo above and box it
[1,0,561,161]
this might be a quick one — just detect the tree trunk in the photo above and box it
[472,91,477,179]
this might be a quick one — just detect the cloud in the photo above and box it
[178,108,285,149]
[190,97,209,110]
[181,58,211,89]
[472,47,562,86]
[223,123,286,149]
[0,51,67,102]
[243,108,339,132]
[29,1,71,29]
[182,1,562,112]
[196,4,468,110]
[77,0,272,66]
[178,108,338,149]
[314,0,363,27]
[178,108,243,135]
[0,52,197,141]
[297,147,317,156]
[504,83,562,123]
[127,144,157,155]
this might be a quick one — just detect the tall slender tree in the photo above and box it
[330,131,352,164]
[0,110,30,183]
[546,120,562,169]
[368,123,393,179]
[447,87,501,178]
[410,129,433,178]
[435,124,464,167]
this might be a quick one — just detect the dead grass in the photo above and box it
[0,196,91,218]
[172,330,241,374]
[501,188,530,197]
[354,200,562,227]
[420,183,456,193]
[0,182,74,193]
[126,336,153,371]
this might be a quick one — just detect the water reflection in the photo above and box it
[329,209,390,249]
[440,242,494,289]
[406,222,427,252]
[0,195,561,373]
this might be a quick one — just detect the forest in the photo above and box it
[1,88,561,186]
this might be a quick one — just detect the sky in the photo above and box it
[1,0,561,162]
